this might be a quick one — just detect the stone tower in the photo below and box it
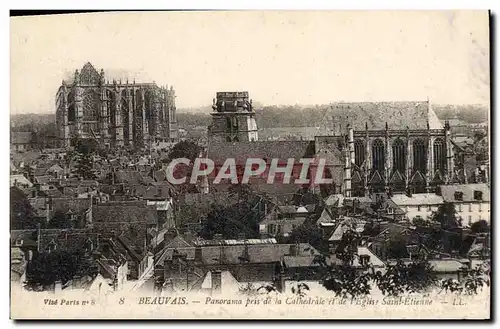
[208,91,258,143]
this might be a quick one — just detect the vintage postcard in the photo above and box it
[10,10,490,320]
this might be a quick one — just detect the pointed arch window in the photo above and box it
[354,139,365,167]
[83,90,99,121]
[413,139,427,173]
[392,139,407,173]
[433,138,446,174]
[372,139,385,172]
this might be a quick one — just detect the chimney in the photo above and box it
[276,264,286,293]
[54,281,62,294]
[289,242,299,256]
[194,246,203,264]
[211,270,222,295]
[344,147,352,198]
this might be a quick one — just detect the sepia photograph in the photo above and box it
[9,10,491,320]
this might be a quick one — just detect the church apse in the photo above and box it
[55,62,178,148]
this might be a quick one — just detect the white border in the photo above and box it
[2,1,499,327]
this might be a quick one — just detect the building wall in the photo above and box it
[404,205,441,221]
[208,92,259,142]
[455,201,490,226]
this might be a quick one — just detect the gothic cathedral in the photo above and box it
[56,62,178,148]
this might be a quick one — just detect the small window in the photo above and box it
[468,216,472,226]
[360,255,370,266]
[469,203,472,212]
[454,191,463,201]
[479,203,482,212]
[427,205,432,212]
[417,205,421,212]
[474,191,483,201]
[387,208,394,215]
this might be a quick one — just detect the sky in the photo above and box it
[10,10,490,114]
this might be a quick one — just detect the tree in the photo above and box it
[374,259,437,296]
[48,211,72,229]
[166,140,202,163]
[199,202,261,240]
[25,249,98,291]
[10,186,39,229]
[412,216,429,227]
[386,234,409,259]
[72,153,97,180]
[470,220,490,234]
[285,219,329,253]
[431,202,459,229]
[198,189,262,240]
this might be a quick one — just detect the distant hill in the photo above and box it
[11,103,489,132]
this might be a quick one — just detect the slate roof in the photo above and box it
[52,198,92,216]
[10,229,38,247]
[11,132,33,144]
[10,174,33,188]
[391,193,444,206]
[440,183,490,203]
[92,201,157,225]
[38,229,99,253]
[156,242,319,266]
[207,141,315,165]
[323,101,443,131]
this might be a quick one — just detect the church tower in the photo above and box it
[208,91,258,143]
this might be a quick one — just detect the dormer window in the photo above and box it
[47,240,57,253]
[84,238,94,253]
[454,191,464,201]
[360,255,370,267]
[474,191,483,201]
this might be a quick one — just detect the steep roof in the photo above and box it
[391,193,444,206]
[38,229,99,253]
[156,242,319,266]
[11,132,33,145]
[208,141,315,165]
[440,183,490,203]
[92,201,157,225]
[323,101,443,131]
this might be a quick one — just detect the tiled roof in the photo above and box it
[323,101,443,131]
[157,242,319,266]
[391,193,444,206]
[38,229,99,253]
[428,259,467,273]
[10,174,33,188]
[440,183,490,203]
[10,229,38,247]
[11,132,32,144]
[114,171,144,185]
[52,198,92,215]
[283,255,319,268]
[92,201,157,225]
[207,141,315,165]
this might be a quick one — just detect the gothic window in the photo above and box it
[83,90,98,121]
[68,103,76,122]
[413,139,427,173]
[433,138,446,174]
[392,139,407,173]
[80,63,99,85]
[354,139,365,167]
[372,139,385,172]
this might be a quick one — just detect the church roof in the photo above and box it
[324,101,443,131]
[208,141,315,165]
